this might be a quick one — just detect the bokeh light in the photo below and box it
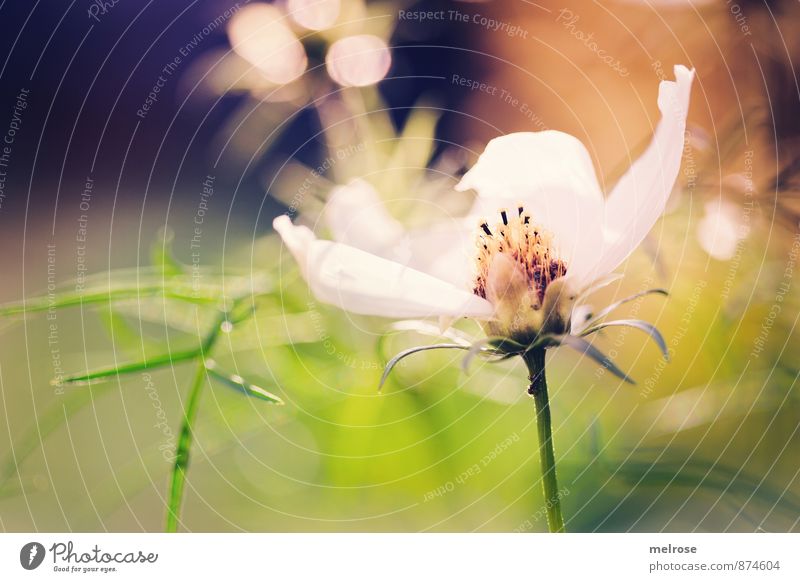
[697,199,750,261]
[228,3,307,85]
[325,34,391,87]
[287,0,341,31]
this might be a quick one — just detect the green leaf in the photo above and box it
[460,337,509,374]
[577,288,668,332]
[379,343,470,391]
[388,320,474,346]
[205,359,283,404]
[376,319,474,363]
[581,319,669,360]
[574,273,624,307]
[558,335,635,384]
[58,347,202,385]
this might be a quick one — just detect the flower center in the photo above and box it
[473,205,569,342]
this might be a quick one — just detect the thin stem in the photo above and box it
[523,348,566,533]
[165,359,207,533]
[165,311,227,532]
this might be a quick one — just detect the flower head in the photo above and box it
[274,65,694,355]
[473,207,569,342]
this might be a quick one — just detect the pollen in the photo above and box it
[473,205,567,309]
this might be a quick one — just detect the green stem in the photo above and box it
[165,311,226,532]
[523,348,566,533]
[165,360,207,533]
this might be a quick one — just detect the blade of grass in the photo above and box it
[165,359,208,533]
[58,347,203,385]
[0,286,221,317]
[205,359,284,404]
[164,310,228,532]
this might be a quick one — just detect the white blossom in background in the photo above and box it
[325,35,392,87]
[287,0,341,30]
[228,3,307,85]
[275,65,694,345]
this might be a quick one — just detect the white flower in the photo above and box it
[274,65,694,345]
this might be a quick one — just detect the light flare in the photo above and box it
[228,4,307,85]
[287,0,340,30]
[325,34,391,87]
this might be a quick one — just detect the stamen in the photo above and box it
[472,209,567,305]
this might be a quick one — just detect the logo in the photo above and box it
[20,542,46,570]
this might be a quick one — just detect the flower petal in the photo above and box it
[456,131,604,203]
[273,214,316,278]
[456,131,605,285]
[324,179,405,254]
[273,216,494,319]
[402,220,476,288]
[323,180,476,288]
[596,65,694,277]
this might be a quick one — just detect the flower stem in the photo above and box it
[523,348,565,533]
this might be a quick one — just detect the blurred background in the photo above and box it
[0,0,798,532]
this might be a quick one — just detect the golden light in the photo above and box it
[228,3,307,85]
[287,0,341,31]
[325,34,391,87]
